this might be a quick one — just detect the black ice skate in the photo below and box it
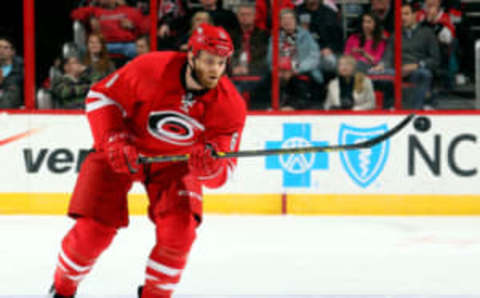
[48,285,75,298]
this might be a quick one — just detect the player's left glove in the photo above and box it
[104,132,139,175]
[188,143,224,178]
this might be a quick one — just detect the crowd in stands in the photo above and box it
[0,0,474,111]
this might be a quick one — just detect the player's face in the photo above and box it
[192,51,228,89]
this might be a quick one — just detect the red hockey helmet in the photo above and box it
[188,23,234,58]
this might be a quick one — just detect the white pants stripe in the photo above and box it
[147,259,182,277]
[59,248,92,273]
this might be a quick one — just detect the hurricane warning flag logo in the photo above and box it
[338,123,390,188]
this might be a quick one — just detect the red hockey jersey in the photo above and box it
[85,52,247,188]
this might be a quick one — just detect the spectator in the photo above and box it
[194,0,240,36]
[296,0,344,54]
[51,56,97,109]
[267,9,321,110]
[442,0,462,25]
[371,2,440,109]
[135,34,150,56]
[344,12,386,71]
[84,33,116,81]
[325,55,375,110]
[417,0,455,45]
[255,0,294,31]
[370,0,394,35]
[323,0,339,13]
[177,11,213,51]
[417,0,457,88]
[156,0,188,50]
[0,36,23,109]
[71,0,149,58]
[231,4,269,76]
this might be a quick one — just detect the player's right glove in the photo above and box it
[103,132,139,174]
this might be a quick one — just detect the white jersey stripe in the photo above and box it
[59,249,92,273]
[85,90,127,117]
[147,259,182,277]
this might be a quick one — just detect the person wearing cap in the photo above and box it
[48,23,246,298]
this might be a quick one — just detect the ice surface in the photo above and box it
[1,215,480,297]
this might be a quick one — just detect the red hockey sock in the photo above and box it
[54,218,117,296]
[141,211,197,298]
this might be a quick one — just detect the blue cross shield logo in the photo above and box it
[266,123,328,187]
[338,123,390,188]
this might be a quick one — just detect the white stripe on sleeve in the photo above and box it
[85,90,127,116]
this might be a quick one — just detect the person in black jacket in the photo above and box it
[0,36,23,109]
[231,4,269,77]
[296,0,344,54]
[229,4,270,103]
[371,2,440,109]
[195,0,240,37]
[371,0,394,34]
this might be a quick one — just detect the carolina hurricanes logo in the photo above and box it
[147,111,204,146]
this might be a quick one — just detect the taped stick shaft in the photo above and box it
[138,114,415,164]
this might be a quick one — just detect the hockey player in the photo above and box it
[48,23,246,298]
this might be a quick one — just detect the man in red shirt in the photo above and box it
[71,0,149,58]
[48,23,246,298]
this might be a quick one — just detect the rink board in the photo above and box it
[1,113,480,215]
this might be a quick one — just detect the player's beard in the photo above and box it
[192,62,221,89]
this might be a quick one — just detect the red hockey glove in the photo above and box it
[103,132,139,174]
[188,143,224,178]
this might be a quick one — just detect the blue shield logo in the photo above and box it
[338,123,390,188]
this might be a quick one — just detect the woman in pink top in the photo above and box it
[344,12,386,70]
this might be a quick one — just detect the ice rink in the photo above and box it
[2,215,480,298]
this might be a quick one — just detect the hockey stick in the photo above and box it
[138,113,415,164]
